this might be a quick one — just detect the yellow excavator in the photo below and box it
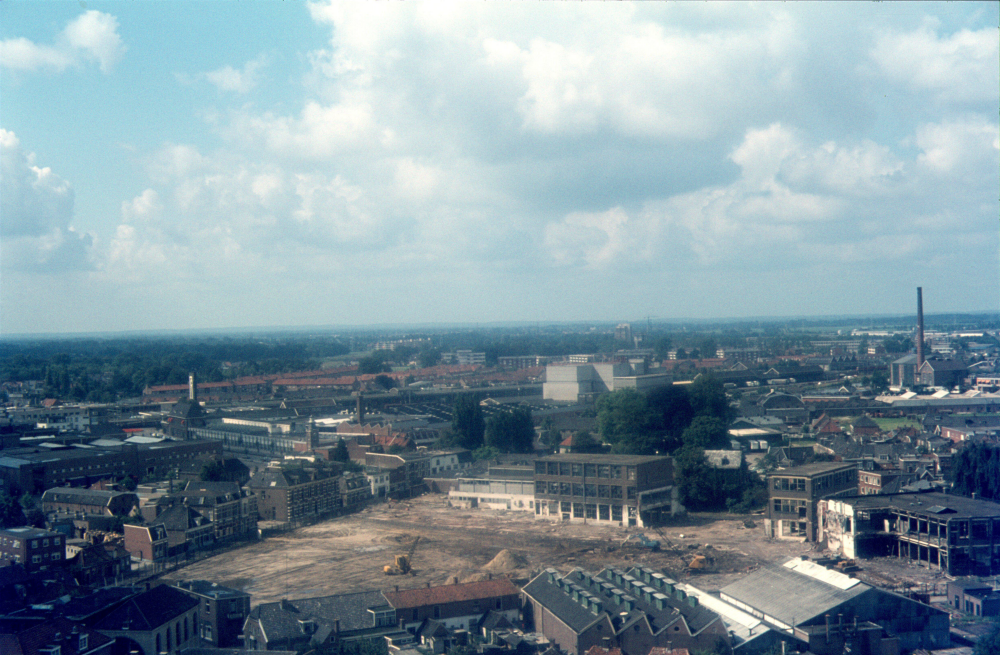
[384,536,420,575]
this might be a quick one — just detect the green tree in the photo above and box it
[674,446,717,510]
[646,385,695,451]
[540,417,561,451]
[358,355,389,375]
[688,375,736,424]
[596,389,657,454]
[680,416,730,450]
[418,348,442,368]
[472,445,502,461]
[374,374,396,390]
[200,461,226,482]
[974,620,1000,655]
[569,430,602,453]
[450,395,485,450]
[485,406,535,453]
[870,369,889,395]
[0,491,27,528]
[333,439,350,462]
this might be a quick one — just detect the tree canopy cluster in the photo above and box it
[595,376,763,512]
[950,443,1000,501]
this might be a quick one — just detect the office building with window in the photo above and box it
[765,462,857,541]
[533,454,679,527]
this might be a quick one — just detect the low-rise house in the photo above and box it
[243,590,396,651]
[385,578,521,632]
[92,584,200,655]
[173,580,251,648]
[341,471,373,513]
[41,488,139,517]
[0,527,66,572]
[0,616,113,655]
[156,504,214,555]
[947,580,1000,617]
[166,481,256,543]
[122,524,168,563]
[850,416,881,439]
[66,541,130,587]
[521,566,729,655]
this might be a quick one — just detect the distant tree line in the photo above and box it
[0,336,349,402]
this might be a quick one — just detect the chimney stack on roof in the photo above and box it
[189,372,198,402]
[917,287,925,369]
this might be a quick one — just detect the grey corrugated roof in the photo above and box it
[720,563,871,626]
[521,567,720,637]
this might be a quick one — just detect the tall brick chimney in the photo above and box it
[916,287,925,369]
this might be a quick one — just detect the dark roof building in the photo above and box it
[0,616,113,655]
[41,488,139,517]
[243,590,396,652]
[521,566,729,655]
[173,580,251,648]
[92,584,200,655]
[384,578,521,631]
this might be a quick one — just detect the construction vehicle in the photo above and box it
[622,534,660,551]
[384,554,412,575]
[687,554,708,571]
[384,536,420,575]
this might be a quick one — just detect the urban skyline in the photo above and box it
[2,2,997,335]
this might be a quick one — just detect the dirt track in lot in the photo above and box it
[162,495,943,606]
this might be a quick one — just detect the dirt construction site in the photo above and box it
[164,495,952,606]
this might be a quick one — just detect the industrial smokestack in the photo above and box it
[189,373,197,402]
[916,287,925,369]
[356,392,364,425]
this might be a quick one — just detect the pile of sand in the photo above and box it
[483,549,529,574]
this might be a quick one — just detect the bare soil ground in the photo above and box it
[163,495,946,606]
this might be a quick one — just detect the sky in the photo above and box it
[1,2,997,335]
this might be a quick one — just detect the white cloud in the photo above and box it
[0,129,75,238]
[915,116,1000,176]
[0,10,125,74]
[0,37,73,72]
[203,54,268,94]
[872,24,998,103]
[0,130,94,273]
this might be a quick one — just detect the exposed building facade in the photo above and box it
[821,492,1000,576]
[765,462,857,542]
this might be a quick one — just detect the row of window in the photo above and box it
[534,461,636,480]
[535,481,636,500]
[550,501,624,522]
[772,498,808,515]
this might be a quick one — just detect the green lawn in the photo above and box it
[871,417,922,431]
